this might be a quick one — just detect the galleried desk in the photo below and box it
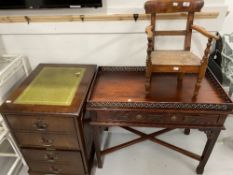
[87,66,233,174]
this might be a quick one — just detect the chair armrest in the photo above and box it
[191,24,219,40]
[145,25,153,39]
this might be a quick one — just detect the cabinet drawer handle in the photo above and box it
[41,137,53,147]
[44,153,58,162]
[34,120,48,131]
[49,166,62,173]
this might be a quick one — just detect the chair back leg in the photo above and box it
[193,38,213,100]
[177,73,185,88]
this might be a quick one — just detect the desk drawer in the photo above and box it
[97,112,219,126]
[28,161,85,175]
[6,115,76,133]
[15,132,79,150]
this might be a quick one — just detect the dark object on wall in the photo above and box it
[208,32,223,84]
[0,0,102,9]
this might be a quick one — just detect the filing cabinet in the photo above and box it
[0,64,96,175]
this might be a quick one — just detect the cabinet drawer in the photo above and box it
[22,149,82,163]
[15,132,79,150]
[28,161,85,175]
[97,111,219,126]
[6,115,76,133]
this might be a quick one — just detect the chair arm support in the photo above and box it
[145,25,153,39]
[191,24,219,40]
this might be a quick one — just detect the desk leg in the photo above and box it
[93,125,103,168]
[196,129,221,174]
[184,128,190,135]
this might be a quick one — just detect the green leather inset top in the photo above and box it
[14,67,85,106]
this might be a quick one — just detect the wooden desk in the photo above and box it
[87,66,233,174]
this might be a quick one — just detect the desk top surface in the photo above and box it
[88,67,233,113]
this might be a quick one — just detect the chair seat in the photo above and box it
[151,51,201,66]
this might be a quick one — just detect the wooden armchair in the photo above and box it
[144,0,219,100]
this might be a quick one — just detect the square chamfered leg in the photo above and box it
[196,129,221,174]
[93,125,103,168]
[184,128,191,135]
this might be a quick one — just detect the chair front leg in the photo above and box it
[193,72,204,100]
[145,58,152,96]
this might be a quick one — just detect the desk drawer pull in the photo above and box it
[33,120,48,131]
[171,115,177,121]
[136,114,143,119]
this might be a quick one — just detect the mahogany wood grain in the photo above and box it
[15,132,80,150]
[6,115,76,134]
[28,161,85,175]
[87,67,233,174]
[22,149,82,164]
[95,111,220,128]
[89,70,228,105]
[0,64,96,175]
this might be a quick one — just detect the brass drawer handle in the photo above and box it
[41,137,53,147]
[34,120,48,131]
[171,115,177,121]
[49,166,62,173]
[136,114,143,119]
[44,153,58,162]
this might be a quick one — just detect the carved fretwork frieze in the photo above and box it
[88,101,229,112]
[100,67,145,72]
[199,129,220,139]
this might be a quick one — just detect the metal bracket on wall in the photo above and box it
[133,14,139,22]
[80,15,85,22]
[24,16,30,24]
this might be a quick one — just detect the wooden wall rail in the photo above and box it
[0,12,219,23]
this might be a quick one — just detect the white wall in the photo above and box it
[221,0,233,34]
[0,0,229,69]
